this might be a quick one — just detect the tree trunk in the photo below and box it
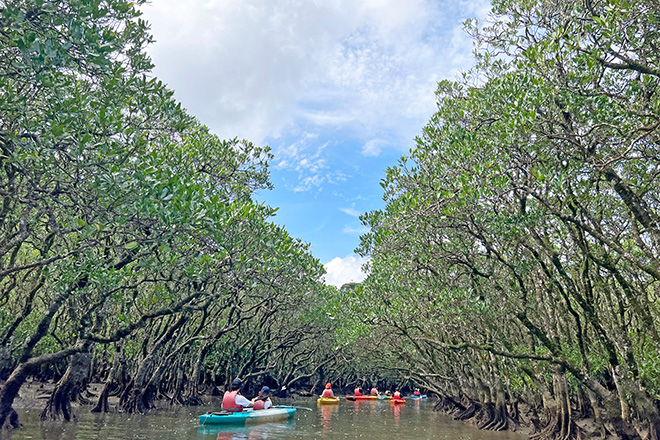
[530,365,584,440]
[92,343,123,413]
[40,342,92,421]
[0,365,29,430]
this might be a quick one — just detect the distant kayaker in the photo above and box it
[354,386,364,396]
[384,390,392,397]
[413,388,420,397]
[370,386,378,396]
[321,383,335,398]
[251,386,272,410]
[222,378,252,412]
[393,390,403,400]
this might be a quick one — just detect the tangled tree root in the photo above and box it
[529,410,586,440]
[477,402,508,431]
[455,402,480,421]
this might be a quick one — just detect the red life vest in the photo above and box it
[222,390,243,412]
[322,389,333,398]
[414,390,420,396]
[370,388,378,395]
[393,391,402,399]
[253,399,266,410]
[354,388,363,396]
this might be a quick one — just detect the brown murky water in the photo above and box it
[10,397,528,439]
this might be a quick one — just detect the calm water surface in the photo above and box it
[11,397,527,440]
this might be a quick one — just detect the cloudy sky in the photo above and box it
[140,0,490,287]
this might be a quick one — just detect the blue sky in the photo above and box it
[140,0,490,287]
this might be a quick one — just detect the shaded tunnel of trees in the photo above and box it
[2,1,660,440]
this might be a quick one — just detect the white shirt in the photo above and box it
[235,394,251,407]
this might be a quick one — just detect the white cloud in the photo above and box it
[140,0,492,205]
[362,139,387,157]
[293,174,325,192]
[140,0,490,148]
[343,225,370,235]
[340,207,361,217]
[323,254,369,287]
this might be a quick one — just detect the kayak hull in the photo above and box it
[199,408,296,425]
[345,395,378,400]
[408,395,428,400]
[318,397,340,404]
[390,399,406,405]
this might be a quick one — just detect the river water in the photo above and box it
[11,397,528,439]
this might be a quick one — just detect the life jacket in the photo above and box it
[222,390,243,412]
[253,398,267,410]
[393,391,402,399]
[370,388,378,395]
[322,389,334,398]
[354,388,363,396]
[414,390,420,396]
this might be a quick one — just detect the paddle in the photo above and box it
[273,405,313,411]
[345,396,356,401]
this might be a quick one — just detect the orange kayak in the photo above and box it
[390,398,406,405]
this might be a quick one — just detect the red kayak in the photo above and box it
[345,395,378,401]
[390,398,406,405]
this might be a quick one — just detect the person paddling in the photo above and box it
[354,386,364,397]
[222,378,252,412]
[321,383,335,398]
[393,390,403,400]
[370,386,378,396]
[251,386,272,410]
[413,388,421,397]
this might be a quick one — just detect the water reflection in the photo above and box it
[14,397,528,440]
[319,402,338,436]
[197,421,296,439]
[391,402,402,428]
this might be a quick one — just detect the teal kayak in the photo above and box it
[199,407,296,425]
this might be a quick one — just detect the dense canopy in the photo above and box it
[346,0,660,439]
[2,1,660,439]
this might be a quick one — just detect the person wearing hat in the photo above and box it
[251,386,272,410]
[321,383,335,398]
[222,378,252,412]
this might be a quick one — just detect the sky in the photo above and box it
[139,0,491,287]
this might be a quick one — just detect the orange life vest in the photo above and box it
[354,388,363,396]
[222,390,243,412]
[253,399,266,410]
[393,391,402,399]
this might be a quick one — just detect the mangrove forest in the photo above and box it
[2,0,660,439]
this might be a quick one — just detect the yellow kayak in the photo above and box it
[318,396,340,405]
